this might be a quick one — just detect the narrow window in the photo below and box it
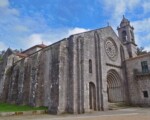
[130,30,135,42]
[143,91,148,98]
[122,31,127,42]
[89,59,92,73]
[120,46,125,62]
[141,61,149,73]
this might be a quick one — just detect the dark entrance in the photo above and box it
[107,69,124,102]
[89,82,96,110]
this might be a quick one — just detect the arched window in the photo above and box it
[89,59,92,73]
[120,46,125,62]
[122,31,127,42]
[89,82,96,110]
[130,30,135,42]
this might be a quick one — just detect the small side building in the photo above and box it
[126,53,150,106]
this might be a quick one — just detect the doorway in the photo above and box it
[107,69,124,102]
[89,82,96,110]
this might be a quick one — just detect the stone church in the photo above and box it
[0,16,150,114]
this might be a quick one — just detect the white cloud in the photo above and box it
[0,0,91,51]
[144,45,150,51]
[1,0,149,52]
[68,27,90,35]
[132,18,150,48]
[23,27,90,49]
[24,34,52,48]
[101,0,150,49]
[0,41,7,51]
[102,0,141,24]
[143,1,150,14]
[0,0,8,8]
[132,18,150,33]
[0,0,19,15]
[14,25,29,32]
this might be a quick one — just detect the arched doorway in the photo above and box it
[107,70,124,102]
[89,82,96,110]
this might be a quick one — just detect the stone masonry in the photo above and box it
[0,16,150,114]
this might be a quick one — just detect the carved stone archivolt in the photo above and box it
[105,38,118,61]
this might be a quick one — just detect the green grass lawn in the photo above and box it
[0,102,48,112]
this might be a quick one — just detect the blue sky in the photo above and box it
[0,0,150,51]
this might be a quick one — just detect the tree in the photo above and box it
[137,47,147,55]
[0,50,5,62]
[0,56,3,62]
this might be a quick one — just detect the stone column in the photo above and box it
[57,40,68,114]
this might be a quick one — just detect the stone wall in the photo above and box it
[0,26,130,114]
[126,54,150,106]
[0,49,14,102]
[62,26,128,113]
[0,43,60,114]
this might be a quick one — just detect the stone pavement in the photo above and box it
[0,107,150,120]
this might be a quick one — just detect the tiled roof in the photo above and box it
[35,44,47,48]
[22,44,47,53]
[126,53,150,61]
[15,53,28,58]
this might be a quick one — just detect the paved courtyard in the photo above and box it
[0,107,150,120]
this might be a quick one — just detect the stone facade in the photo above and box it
[0,17,150,114]
[126,54,150,106]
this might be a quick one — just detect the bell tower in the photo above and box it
[117,16,137,58]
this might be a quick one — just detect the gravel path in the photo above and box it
[0,107,150,120]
